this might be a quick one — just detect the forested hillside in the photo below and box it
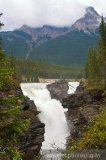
[30,30,99,66]
[1,29,99,66]
[15,60,85,82]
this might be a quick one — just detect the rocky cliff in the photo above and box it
[62,83,106,142]
[20,97,45,160]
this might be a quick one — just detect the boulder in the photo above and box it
[47,80,69,101]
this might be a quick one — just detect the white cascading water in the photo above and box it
[68,82,79,94]
[21,82,79,150]
[21,83,69,150]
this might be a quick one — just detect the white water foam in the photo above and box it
[21,83,70,150]
[68,82,79,94]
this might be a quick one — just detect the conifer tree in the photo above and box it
[98,15,106,87]
[0,13,4,60]
[86,48,99,83]
[86,16,106,89]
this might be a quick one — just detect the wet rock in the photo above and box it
[20,97,45,160]
[20,121,45,160]
[75,83,84,93]
[47,80,69,101]
[62,92,94,109]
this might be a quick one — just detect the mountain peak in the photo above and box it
[71,6,101,33]
[86,6,95,13]
[86,6,100,16]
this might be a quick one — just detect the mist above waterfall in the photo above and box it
[21,83,69,150]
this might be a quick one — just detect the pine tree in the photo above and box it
[98,15,106,88]
[0,13,4,60]
[86,48,100,84]
[86,16,106,89]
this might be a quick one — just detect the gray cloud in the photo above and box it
[0,0,106,31]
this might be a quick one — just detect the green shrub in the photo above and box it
[0,118,30,159]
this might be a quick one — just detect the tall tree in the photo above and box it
[86,16,106,89]
[98,16,106,87]
[0,13,4,60]
[86,48,99,82]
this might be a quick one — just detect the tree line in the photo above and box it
[15,59,84,82]
[86,16,106,90]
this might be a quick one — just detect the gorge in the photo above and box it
[21,82,79,158]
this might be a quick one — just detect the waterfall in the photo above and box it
[68,82,79,94]
[21,83,69,150]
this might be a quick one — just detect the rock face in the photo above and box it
[20,97,45,160]
[62,83,105,141]
[20,25,70,41]
[47,80,69,101]
[19,7,102,40]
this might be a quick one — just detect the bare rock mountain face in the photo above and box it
[20,6,101,40]
[71,6,101,33]
[18,25,70,49]
[19,6,101,40]
[20,25,70,41]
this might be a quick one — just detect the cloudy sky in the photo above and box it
[0,0,106,31]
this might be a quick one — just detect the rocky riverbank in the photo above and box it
[62,83,106,143]
[47,81,106,147]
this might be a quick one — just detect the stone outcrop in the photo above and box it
[47,80,69,101]
[20,98,45,160]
